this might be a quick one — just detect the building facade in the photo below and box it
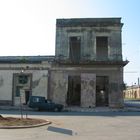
[0,56,53,106]
[124,85,140,99]
[0,18,128,108]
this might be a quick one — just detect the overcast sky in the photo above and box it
[0,0,140,85]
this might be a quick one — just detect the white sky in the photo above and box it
[0,0,140,85]
[0,0,98,56]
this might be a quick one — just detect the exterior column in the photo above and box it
[81,73,96,107]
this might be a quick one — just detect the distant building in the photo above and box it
[0,18,128,108]
[124,85,140,99]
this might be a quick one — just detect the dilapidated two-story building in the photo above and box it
[0,18,128,108]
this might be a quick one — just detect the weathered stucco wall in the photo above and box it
[109,30,122,60]
[32,70,48,98]
[55,26,122,61]
[0,63,49,105]
[50,71,67,106]
[109,67,124,108]
[81,73,96,107]
[0,70,13,101]
[54,18,125,108]
[50,66,124,108]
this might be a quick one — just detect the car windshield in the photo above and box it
[33,97,40,103]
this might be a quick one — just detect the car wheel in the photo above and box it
[54,107,58,112]
[38,108,41,111]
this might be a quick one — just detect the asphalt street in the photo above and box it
[0,110,140,140]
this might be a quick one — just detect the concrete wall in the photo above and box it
[109,30,122,60]
[54,18,125,108]
[32,70,48,98]
[81,73,96,107]
[0,70,13,103]
[50,65,124,108]
[55,26,122,61]
[0,63,49,105]
[50,70,67,106]
[13,70,48,106]
[109,67,124,108]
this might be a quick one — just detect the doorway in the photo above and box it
[96,76,109,106]
[67,76,81,106]
[13,73,32,106]
[25,90,31,104]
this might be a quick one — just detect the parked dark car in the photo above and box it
[28,96,64,112]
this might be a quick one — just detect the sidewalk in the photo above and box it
[0,105,32,111]
[65,106,140,112]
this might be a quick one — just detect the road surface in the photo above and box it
[0,110,140,140]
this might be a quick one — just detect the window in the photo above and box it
[96,37,108,60]
[18,75,28,84]
[69,36,81,63]
[33,97,40,103]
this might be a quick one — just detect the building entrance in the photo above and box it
[96,76,109,106]
[67,76,81,106]
[25,90,31,104]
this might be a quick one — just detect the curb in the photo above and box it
[0,120,51,129]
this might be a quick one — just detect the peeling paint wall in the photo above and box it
[32,70,48,98]
[50,66,124,108]
[0,63,49,105]
[81,73,96,107]
[0,70,13,102]
[109,67,124,108]
[55,27,96,61]
[56,26,122,61]
[109,30,122,60]
[50,71,67,106]
[54,18,124,108]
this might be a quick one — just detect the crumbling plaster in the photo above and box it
[56,26,122,62]
[49,65,123,107]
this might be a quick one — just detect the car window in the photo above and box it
[33,97,40,103]
[47,100,52,103]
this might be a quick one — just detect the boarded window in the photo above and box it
[69,37,81,63]
[96,37,108,60]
